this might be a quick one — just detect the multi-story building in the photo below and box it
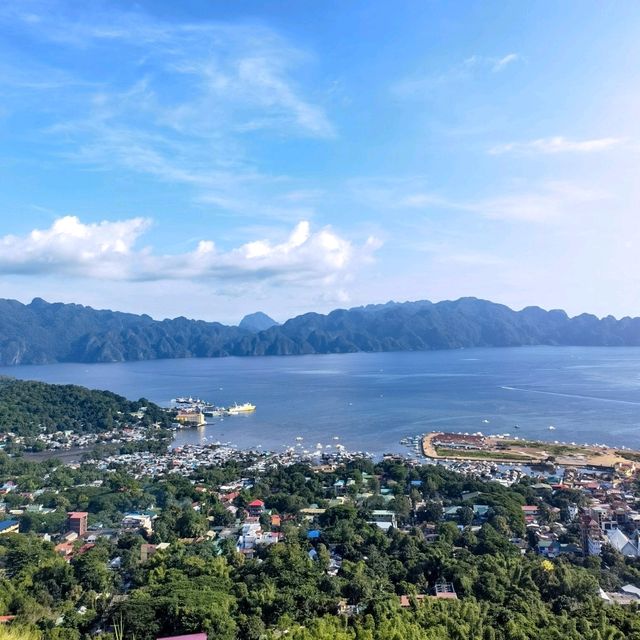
[67,511,88,537]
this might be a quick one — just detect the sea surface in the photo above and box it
[1,347,640,455]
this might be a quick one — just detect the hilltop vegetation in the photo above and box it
[0,457,638,640]
[0,378,169,436]
[1,297,640,365]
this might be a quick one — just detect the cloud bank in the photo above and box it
[0,217,380,286]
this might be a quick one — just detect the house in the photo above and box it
[68,511,89,537]
[140,543,159,562]
[247,499,265,516]
[236,522,281,558]
[121,513,154,533]
[621,584,640,600]
[0,520,19,536]
[433,582,458,600]
[537,539,560,558]
[157,634,207,640]
[55,542,75,559]
[399,594,427,607]
[472,505,490,520]
[0,481,17,494]
[607,529,640,557]
[333,480,346,495]
[270,514,281,529]
[368,510,397,531]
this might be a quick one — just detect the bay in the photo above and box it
[1,346,639,454]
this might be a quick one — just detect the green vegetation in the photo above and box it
[502,441,595,457]
[618,451,640,463]
[0,454,638,639]
[0,627,41,640]
[0,378,172,437]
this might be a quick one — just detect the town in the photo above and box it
[1,425,640,639]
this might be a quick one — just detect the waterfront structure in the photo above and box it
[176,411,206,427]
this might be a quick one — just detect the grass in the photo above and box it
[500,440,593,457]
[617,451,640,463]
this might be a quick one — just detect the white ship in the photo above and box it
[226,402,256,415]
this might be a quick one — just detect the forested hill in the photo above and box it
[1,296,640,365]
[0,378,168,435]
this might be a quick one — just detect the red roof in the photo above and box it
[68,511,89,518]
[0,616,16,623]
[248,499,264,507]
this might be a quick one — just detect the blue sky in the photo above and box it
[1,1,639,322]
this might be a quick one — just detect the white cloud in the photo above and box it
[489,136,622,155]
[0,216,151,279]
[0,216,380,286]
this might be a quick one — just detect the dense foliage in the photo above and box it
[0,378,170,436]
[1,297,640,365]
[0,455,639,640]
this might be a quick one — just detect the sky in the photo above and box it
[1,0,640,323]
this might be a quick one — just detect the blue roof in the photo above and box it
[0,520,19,532]
[307,529,321,539]
[410,480,423,486]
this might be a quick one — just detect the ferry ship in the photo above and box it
[227,402,256,414]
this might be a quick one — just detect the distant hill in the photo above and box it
[0,296,639,365]
[239,311,279,333]
[0,377,170,436]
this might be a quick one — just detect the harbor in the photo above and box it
[172,396,256,427]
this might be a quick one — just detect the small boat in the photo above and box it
[548,425,556,431]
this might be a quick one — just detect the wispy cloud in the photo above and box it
[462,181,606,223]
[0,216,380,286]
[351,176,605,224]
[489,136,622,155]
[394,52,520,96]
[464,52,520,73]
[0,4,335,217]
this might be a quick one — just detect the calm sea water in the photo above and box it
[1,347,640,454]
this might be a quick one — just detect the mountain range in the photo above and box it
[0,296,639,365]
